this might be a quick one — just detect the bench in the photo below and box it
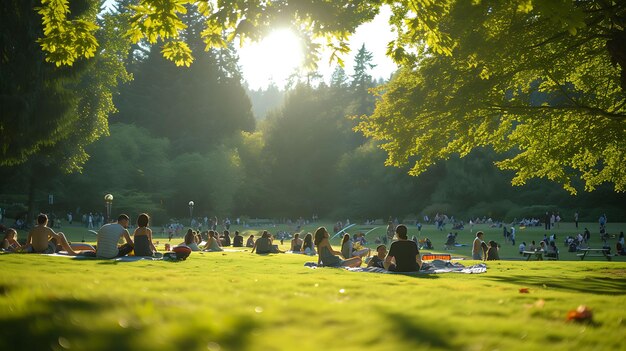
[577,248,612,261]
[522,251,543,261]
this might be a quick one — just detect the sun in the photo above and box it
[238,29,303,89]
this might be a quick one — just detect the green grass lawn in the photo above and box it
[1,221,626,351]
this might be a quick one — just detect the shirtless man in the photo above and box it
[26,214,77,255]
[472,231,487,260]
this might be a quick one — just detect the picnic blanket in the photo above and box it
[40,253,164,261]
[304,259,487,274]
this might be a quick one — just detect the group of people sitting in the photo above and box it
[0,213,252,258]
[1,215,423,272]
[518,240,559,259]
[313,224,423,272]
[472,231,500,261]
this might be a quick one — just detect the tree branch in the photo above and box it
[488,104,626,120]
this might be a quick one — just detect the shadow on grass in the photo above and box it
[381,311,457,350]
[0,296,259,351]
[483,274,626,295]
[395,273,440,279]
[0,297,137,351]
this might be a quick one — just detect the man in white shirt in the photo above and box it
[95,214,134,258]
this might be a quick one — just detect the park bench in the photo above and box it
[522,250,559,261]
[522,251,543,261]
[577,248,612,261]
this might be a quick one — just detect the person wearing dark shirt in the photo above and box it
[232,231,243,247]
[221,230,231,246]
[384,224,422,272]
[486,240,500,260]
[368,244,393,270]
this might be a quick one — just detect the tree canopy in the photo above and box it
[17,0,626,193]
[355,0,626,193]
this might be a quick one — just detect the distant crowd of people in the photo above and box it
[2,211,625,266]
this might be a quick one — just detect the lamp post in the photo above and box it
[188,201,194,226]
[104,194,113,224]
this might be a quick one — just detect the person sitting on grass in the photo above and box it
[232,231,244,247]
[182,230,201,251]
[1,228,22,252]
[546,241,559,259]
[252,231,284,254]
[85,214,134,259]
[486,241,500,261]
[519,242,526,254]
[301,233,316,255]
[133,213,158,256]
[221,230,231,247]
[472,231,486,260]
[538,240,547,252]
[246,234,255,248]
[367,245,390,269]
[314,227,361,267]
[384,224,421,272]
[203,230,223,252]
[291,233,303,252]
[25,214,77,255]
[340,233,370,259]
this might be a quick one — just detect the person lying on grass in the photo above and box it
[252,231,284,254]
[133,213,158,256]
[367,245,391,269]
[1,228,22,252]
[314,227,361,267]
[384,224,421,272]
[203,230,223,252]
[25,214,77,255]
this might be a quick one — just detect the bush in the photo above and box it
[420,203,452,218]
[505,205,557,223]
[465,201,517,222]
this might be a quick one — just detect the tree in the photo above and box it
[114,36,254,154]
[356,1,626,193]
[38,0,380,67]
[27,0,626,192]
[1,0,130,169]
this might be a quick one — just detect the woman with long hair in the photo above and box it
[133,213,157,256]
[203,230,223,252]
[340,233,370,259]
[301,233,316,255]
[314,227,361,267]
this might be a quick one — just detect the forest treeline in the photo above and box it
[1,11,624,224]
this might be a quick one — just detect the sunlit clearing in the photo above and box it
[238,29,303,89]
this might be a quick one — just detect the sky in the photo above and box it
[237,6,397,90]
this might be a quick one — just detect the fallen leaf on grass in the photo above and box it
[567,305,593,323]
